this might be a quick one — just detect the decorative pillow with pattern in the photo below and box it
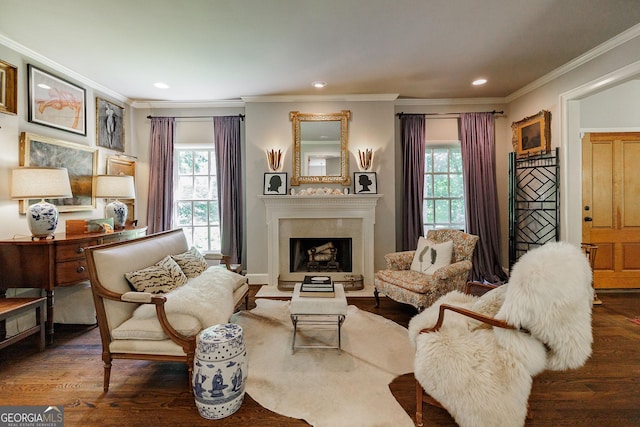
[125,255,188,294]
[410,238,453,275]
[171,247,209,278]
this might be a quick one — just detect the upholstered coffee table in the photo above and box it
[289,283,347,353]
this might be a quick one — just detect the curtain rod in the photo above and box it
[396,110,503,117]
[146,114,245,120]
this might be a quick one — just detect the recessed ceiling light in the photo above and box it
[37,83,51,90]
[472,78,487,86]
[312,81,327,88]
[154,82,170,89]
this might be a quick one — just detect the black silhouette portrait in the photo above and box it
[265,173,286,194]
[358,174,372,192]
[268,175,282,192]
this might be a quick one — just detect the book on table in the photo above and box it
[300,276,335,297]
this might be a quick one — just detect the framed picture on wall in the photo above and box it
[97,97,125,151]
[0,59,17,115]
[27,64,86,135]
[19,132,97,212]
[511,110,550,157]
[264,172,288,195]
[354,172,377,194]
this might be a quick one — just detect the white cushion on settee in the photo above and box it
[112,313,201,340]
[111,267,247,340]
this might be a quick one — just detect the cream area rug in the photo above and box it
[232,299,415,427]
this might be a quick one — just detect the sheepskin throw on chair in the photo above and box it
[409,241,594,427]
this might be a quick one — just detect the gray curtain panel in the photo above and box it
[400,114,426,250]
[146,117,175,234]
[213,116,244,265]
[460,112,508,283]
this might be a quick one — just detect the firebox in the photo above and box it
[289,238,352,273]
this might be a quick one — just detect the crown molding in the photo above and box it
[506,22,640,103]
[130,99,245,109]
[394,97,506,106]
[0,34,130,104]
[242,94,399,103]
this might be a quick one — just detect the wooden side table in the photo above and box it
[0,297,46,351]
[0,226,147,344]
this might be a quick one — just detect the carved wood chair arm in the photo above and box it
[419,304,515,334]
[464,281,499,296]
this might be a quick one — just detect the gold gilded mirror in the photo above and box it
[290,110,351,185]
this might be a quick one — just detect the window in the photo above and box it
[423,143,465,232]
[174,148,221,252]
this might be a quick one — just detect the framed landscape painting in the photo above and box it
[511,110,550,157]
[19,132,97,212]
[27,64,86,135]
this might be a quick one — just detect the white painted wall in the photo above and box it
[243,100,395,284]
[509,34,640,252]
[0,44,136,241]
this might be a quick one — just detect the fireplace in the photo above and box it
[260,194,381,290]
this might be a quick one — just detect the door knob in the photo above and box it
[584,217,593,222]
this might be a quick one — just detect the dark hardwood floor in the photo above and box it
[1,287,639,426]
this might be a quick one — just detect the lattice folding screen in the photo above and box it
[508,148,560,268]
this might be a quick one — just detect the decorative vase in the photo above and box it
[27,200,59,238]
[105,199,127,229]
[193,323,247,419]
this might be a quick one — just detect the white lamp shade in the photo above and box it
[95,175,136,199]
[11,167,73,199]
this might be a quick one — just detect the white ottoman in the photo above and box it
[193,323,247,419]
[289,283,348,353]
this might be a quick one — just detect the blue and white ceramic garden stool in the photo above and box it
[193,323,247,419]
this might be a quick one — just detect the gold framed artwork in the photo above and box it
[96,97,125,151]
[511,110,551,157]
[19,132,97,212]
[107,156,136,222]
[0,59,17,115]
[27,64,87,135]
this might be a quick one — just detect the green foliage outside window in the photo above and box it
[423,145,466,232]
[175,148,221,251]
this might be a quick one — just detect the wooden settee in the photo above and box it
[84,228,249,391]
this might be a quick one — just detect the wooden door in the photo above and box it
[582,132,640,289]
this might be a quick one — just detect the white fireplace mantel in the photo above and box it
[259,194,382,287]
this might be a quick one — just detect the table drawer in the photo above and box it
[56,239,100,261]
[55,260,90,285]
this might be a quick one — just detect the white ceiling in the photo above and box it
[1,0,639,104]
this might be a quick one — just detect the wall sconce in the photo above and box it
[358,148,374,171]
[95,175,136,229]
[11,167,73,239]
[266,148,282,172]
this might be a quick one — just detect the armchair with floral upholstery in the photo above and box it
[374,229,478,311]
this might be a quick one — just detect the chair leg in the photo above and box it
[102,358,112,392]
[374,288,380,308]
[416,379,424,426]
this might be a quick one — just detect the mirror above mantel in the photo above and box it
[290,110,351,186]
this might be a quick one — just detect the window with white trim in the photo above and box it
[174,147,221,252]
[423,142,466,232]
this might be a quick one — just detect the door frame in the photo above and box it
[558,60,640,245]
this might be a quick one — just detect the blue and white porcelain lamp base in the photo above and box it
[27,199,60,239]
[105,199,128,229]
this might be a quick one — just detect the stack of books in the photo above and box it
[299,276,335,298]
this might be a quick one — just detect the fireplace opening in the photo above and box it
[289,238,352,273]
